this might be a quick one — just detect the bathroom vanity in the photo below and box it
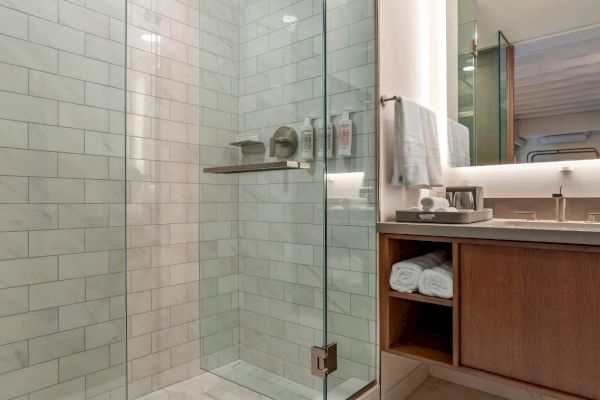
[378,221,600,400]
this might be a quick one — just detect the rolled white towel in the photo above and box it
[434,207,458,212]
[390,250,449,293]
[420,196,450,211]
[418,261,453,299]
[408,207,422,212]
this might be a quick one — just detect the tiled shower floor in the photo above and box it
[139,360,319,400]
[139,360,369,400]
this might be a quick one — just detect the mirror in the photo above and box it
[449,0,600,167]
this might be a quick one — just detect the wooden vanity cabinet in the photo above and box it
[460,242,600,400]
[380,234,600,400]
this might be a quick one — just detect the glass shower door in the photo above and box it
[197,0,377,398]
[458,19,478,164]
[498,31,512,164]
[323,0,379,397]
[198,0,328,399]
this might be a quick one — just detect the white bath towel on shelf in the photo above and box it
[418,261,453,299]
[447,119,471,168]
[420,196,450,211]
[391,97,443,188]
[389,250,449,293]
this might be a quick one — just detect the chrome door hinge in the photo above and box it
[470,39,478,57]
[311,343,337,378]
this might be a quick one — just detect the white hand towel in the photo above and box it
[420,196,450,211]
[391,97,443,188]
[421,106,443,186]
[447,119,471,167]
[418,261,453,299]
[408,207,422,212]
[390,250,449,293]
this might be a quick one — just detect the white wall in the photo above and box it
[379,0,448,222]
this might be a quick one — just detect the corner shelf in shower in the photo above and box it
[203,161,310,174]
[230,140,265,154]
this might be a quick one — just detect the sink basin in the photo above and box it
[487,219,600,231]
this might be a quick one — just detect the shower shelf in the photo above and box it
[204,161,310,174]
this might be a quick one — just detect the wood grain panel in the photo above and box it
[460,243,600,400]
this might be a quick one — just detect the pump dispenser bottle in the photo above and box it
[300,116,315,162]
[317,114,334,159]
[336,108,353,157]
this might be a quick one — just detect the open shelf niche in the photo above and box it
[379,234,459,366]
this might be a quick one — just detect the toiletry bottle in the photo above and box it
[300,116,315,162]
[336,108,353,157]
[317,114,334,159]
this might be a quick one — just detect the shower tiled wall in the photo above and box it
[0,1,127,400]
[196,0,241,370]
[199,0,378,392]
[125,0,203,397]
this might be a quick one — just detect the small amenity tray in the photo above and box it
[395,208,493,224]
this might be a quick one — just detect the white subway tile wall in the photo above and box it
[0,0,377,398]
[198,0,378,395]
[0,2,127,400]
[125,0,204,398]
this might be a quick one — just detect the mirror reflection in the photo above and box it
[450,0,600,166]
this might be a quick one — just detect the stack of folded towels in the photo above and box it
[389,250,454,299]
[408,196,457,213]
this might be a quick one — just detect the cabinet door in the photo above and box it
[460,243,600,400]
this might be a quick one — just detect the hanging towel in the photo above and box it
[418,261,453,299]
[389,250,449,293]
[420,196,450,211]
[391,97,443,188]
[447,119,471,167]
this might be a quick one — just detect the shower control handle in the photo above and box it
[270,126,298,158]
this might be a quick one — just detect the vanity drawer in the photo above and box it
[460,243,600,400]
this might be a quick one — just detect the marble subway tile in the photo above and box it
[0,360,58,400]
[0,287,28,318]
[59,346,110,381]
[0,308,58,345]
[29,328,84,364]
[0,256,58,289]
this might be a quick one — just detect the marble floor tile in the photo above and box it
[138,360,371,400]
[407,378,508,400]
[138,361,319,400]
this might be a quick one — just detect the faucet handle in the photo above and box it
[514,211,537,221]
[587,213,600,223]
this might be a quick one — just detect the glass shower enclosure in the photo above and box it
[0,0,377,399]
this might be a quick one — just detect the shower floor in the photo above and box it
[139,360,318,400]
[140,360,369,400]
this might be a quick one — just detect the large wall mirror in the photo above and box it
[449,0,600,167]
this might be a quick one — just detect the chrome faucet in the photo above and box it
[552,186,567,222]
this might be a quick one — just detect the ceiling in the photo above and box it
[474,0,600,48]
[514,26,600,119]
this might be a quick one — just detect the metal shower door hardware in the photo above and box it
[311,343,337,378]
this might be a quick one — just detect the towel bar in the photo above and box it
[380,95,398,106]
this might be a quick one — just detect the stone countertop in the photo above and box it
[377,219,600,246]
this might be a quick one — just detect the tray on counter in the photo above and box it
[395,208,493,224]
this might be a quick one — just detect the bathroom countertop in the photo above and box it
[377,219,600,246]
